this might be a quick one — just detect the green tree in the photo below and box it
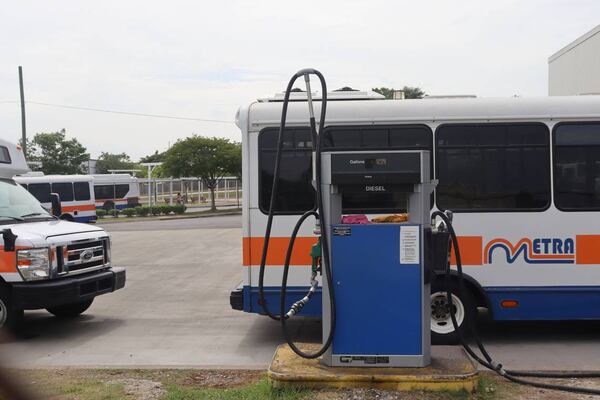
[140,150,166,164]
[372,86,426,99]
[162,136,241,211]
[27,129,89,174]
[95,152,137,174]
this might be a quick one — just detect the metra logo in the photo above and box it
[484,238,575,264]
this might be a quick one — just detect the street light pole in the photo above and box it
[18,66,27,157]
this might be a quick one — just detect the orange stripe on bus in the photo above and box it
[243,237,317,266]
[62,204,96,212]
[450,236,483,266]
[576,235,600,264]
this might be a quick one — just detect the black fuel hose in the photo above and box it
[258,69,336,358]
[257,69,318,320]
[432,210,600,395]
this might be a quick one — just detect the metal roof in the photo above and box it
[549,24,600,63]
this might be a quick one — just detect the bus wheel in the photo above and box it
[47,299,93,318]
[59,213,74,221]
[103,201,115,211]
[0,284,23,331]
[430,279,475,345]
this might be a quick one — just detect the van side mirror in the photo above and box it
[50,193,62,217]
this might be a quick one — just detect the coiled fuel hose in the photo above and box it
[432,210,600,395]
[257,69,335,358]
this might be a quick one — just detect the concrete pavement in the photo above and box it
[2,215,600,371]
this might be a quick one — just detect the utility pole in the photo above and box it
[18,66,27,157]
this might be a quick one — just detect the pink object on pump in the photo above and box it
[341,214,371,224]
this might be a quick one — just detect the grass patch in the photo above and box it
[165,377,308,400]
[22,378,127,400]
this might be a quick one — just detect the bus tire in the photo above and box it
[47,299,94,318]
[59,213,74,221]
[103,201,115,211]
[430,279,476,345]
[0,284,23,331]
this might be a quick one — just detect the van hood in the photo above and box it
[6,220,105,242]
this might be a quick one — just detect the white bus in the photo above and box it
[15,174,97,223]
[230,91,600,344]
[92,174,140,211]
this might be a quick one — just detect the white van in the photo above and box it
[0,140,125,329]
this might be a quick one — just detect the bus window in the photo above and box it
[0,146,11,164]
[94,184,115,200]
[259,128,315,214]
[436,123,550,211]
[51,182,74,202]
[115,184,129,198]
[28,183,51,203]
[554,122,600,210]
[74,181,91,201]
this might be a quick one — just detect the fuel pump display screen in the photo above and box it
[365,158,387,169]
[330,152,421,185]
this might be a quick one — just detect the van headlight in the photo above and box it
[17,248,51,281]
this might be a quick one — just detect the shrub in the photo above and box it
[96,209,106,219]
[111,209,120,218]
[161,205,171,215]
[122,208,136,217]
[173,205,186,215]
[136,206,150,217]
[150,206,162,216]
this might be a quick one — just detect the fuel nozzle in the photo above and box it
[286,238,321,318]
[310,239,321,274]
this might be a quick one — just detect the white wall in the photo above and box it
[549,25,600,96]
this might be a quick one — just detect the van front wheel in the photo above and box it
[0,285,23,330]
[47,299,94,318]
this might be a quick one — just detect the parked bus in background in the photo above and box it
[0,139,125,330]
[231,90,600,345]
[15,173,97,223]
[92,174,140,211]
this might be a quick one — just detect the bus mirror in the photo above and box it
[50,193,62,217]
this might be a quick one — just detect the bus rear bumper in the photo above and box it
[230,284,244,311]
[230,284,322,317]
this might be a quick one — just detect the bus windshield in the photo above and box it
[0,179,52,223]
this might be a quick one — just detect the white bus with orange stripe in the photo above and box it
[0,139,125,329]
[92,174,140,211]
[15,174,97,223]
[230,90,600,344]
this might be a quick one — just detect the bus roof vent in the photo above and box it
[258,89,385,102]
[333,86,359,92]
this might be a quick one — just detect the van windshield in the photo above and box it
[0,179,52,223]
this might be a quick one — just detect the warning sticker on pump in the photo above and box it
[400,226,419,264]
[333,226,352,236]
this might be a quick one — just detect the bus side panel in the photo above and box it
[486,286,600,320]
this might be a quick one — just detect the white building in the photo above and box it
[549,25,600,96]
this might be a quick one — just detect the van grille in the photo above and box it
[58,239,109,274]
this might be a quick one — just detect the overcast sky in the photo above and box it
[1,1,599,160]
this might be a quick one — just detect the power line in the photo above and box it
[1,100,234,124]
